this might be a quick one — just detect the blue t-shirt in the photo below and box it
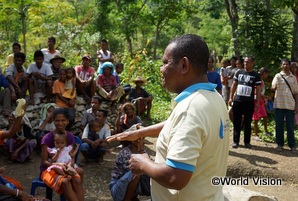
[207,71,222,90]
[0,75,9,88]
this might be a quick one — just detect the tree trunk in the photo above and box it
[292,10,298,61]
[153,22,162,60]
[224,0,240,57]
[126,34,133,59]
[20,1,27,54]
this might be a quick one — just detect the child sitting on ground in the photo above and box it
[47,133,79,178]
[88,120,100,141]
[62,68,76,100]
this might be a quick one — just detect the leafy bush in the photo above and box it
[119,47,172,122]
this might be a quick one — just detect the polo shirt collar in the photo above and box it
[174,82,216,103]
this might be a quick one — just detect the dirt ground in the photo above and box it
[1,131,297,201]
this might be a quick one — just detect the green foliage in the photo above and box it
[238,0,292,70]
[119,46,172,121]
[1,0,298,125]
[258,112,298,145]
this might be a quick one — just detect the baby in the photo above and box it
[47,133,79,178]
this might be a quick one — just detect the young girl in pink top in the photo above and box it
[252,67,272,139]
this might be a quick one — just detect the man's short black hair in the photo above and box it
[48,36,56,43]
[98,109,108,117]
[169,34,209,73]
[115,62,124,68]
[34,50,44,59]
[101,39,108,44]
[230,56,238,61]
[14,52,26,62]
[281,58,290,65]
[12,42,21,49]
[92,96,103,104]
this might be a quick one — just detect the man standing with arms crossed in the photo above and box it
[108,34,230,201]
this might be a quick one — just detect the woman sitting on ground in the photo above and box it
[115,102,143,147]
[0,99,49,200]
[5,113,36,163]
[96,62,124,102]
[40,108,84,201]
[115,102,143,134]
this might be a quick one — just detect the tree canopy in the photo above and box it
[0,0,297,74]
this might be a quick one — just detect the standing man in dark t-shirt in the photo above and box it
[228,56,261,149]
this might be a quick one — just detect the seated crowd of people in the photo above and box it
[1,36,297,200]
[0,38,153,200]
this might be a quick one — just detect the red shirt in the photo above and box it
[97,74,117,87]
[75,65,95,81]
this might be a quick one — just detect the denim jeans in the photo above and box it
[81,142,107,159]
[274,108,296,148]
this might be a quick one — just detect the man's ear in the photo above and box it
[181,57,190,74]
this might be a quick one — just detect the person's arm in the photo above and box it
[6,75,21,93]
[228,80,238,106]
[0,184,33,200]
[294,93,298,114]
[69,145,79,166]
[38,110,54,131]
[38,73,52,81]
[86,69,95,83]
[255,85,261,110]
[115,107,123,133]
[129,153,193,190]
[82,124,94,145]
[0,116,23,139]
[54,89,75,107]
[75,67,85,83]
[107,121,165,142]
[107,52,114,63]
[271,74,278,91]
[71,78,76,95]
[11,139,28,161]
[8,84,17,101]
[41,144,52,168]
[51,148,61,162]
[216,73,222,94]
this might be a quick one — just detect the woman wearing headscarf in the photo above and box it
[96,62,124,101]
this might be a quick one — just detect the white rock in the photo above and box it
[76,96,86,105]
[26,112,34,118]
[26,105,35,112]
[223,185,278,201]
[34,92,45,99]
[0,115,9,128]
[76,105,85,112]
